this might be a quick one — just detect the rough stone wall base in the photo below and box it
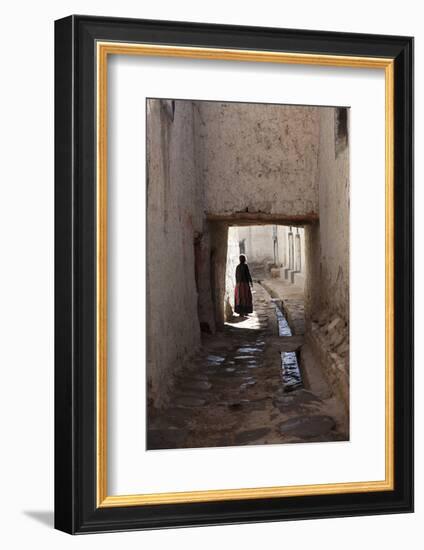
[306,317,349,412]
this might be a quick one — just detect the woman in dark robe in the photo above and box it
[234,255,253,316]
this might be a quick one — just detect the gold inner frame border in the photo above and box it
[96,41,394,508]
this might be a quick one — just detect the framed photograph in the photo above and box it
[54,15,413,534]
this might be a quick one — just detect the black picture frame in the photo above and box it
[55,15,414,534]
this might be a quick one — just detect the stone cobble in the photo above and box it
[148,283,347,450]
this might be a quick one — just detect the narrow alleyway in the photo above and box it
[148,283,347,450]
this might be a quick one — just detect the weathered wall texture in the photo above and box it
[194,102,320,220]
[304,108,350,408]
[208,222,229,329]
[194,229,216,334]
[146,100,203,407]
[317,108,349,321]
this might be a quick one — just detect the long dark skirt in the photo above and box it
[234,282,253,315]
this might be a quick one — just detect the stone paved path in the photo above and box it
[260,278,305,336]
[148,283,347,450]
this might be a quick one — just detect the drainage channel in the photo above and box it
[271,299,303,392]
